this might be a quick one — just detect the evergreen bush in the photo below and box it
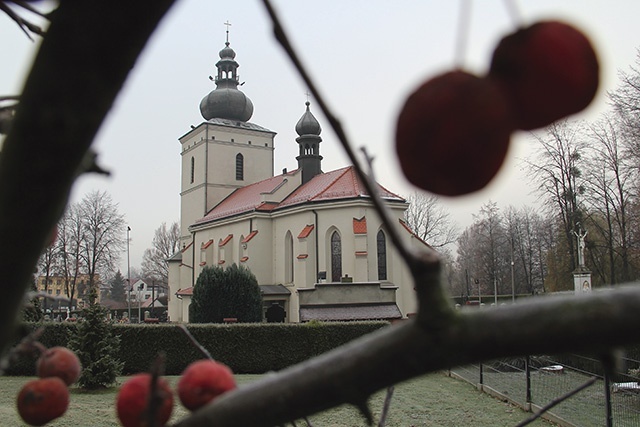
[190,264,262,323]
[68,289,123,389]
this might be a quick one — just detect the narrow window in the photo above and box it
[235,153,244,180]
[331,231,342,282]
[190,156,195,184]
[377,230,387,281]
[285,231,294,283]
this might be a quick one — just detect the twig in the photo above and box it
[178,324,213,360]
[377,386,395,427]
[515,376,597,427]
[0,327,45,375]
[0,0,46,39]
[147,352,167,427]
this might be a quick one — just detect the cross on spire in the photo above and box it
[305,91,312,103]
[224,20,232,44]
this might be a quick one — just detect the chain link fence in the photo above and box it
[450,353,640,427]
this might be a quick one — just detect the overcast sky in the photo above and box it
[2,1,640,273]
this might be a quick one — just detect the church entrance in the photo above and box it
[264,301,286,323]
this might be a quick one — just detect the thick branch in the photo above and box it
[173,285,640,427]
[0,0,176,354]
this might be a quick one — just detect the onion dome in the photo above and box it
[199,41,254,122]
[295,101,322,136]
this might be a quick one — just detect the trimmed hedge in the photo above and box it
[6,321,389,376]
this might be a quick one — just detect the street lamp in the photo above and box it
[511,259,515,303]
[127,226,131,321]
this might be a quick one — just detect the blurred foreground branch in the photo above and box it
[0,0,176,354]
[174,285,640,427]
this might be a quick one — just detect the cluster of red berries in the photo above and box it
[116,359,236,427]
[16,346,82,426]
[395,20,599,196]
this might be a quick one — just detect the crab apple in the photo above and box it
[116,373,173,427]
[489,20,599,130]
[395,70,512,196]
[178,359,236,411]
[36,346,82,386]
[16,377,69,426]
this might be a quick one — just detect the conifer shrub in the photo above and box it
[68,289,123,389]
[190,264,262,324]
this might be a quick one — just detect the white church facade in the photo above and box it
[167,37,427,323]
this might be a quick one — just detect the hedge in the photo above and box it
[5,321,389,376]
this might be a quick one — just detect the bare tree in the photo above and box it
[403,192,458,249]
[525,120,587,278]
[78,190,125,299]
[141,221,180,285]
[37,241,60,311]
[582,114,638,284]
[56,205,83,308]
[504,205,549,295]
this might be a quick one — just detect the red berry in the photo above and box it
[395,70,512,196]
[16,377,69,426]
[36,346,82,386]
[116,373,173,427]
[178,359,236,411]
[489,20,599,130]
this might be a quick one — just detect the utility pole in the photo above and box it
[127,226,131,321]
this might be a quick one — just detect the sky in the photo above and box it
[2,1,640,274]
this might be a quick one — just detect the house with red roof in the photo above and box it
[168,37,428,323]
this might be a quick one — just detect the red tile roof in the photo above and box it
[298,224,314,239]
[193,166,404,226]
[353,217,367,234]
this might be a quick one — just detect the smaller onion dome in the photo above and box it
[295,101,321,136]
[219,42,236,60]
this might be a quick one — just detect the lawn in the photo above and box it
[0,373,554,426]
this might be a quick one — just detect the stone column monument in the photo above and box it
[573,228,592,293]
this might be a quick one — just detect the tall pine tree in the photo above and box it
[69,287,122,389]
[109,270,127,303]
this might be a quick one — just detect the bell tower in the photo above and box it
[295,101,323,185]
[179,27,276,245]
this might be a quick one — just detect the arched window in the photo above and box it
[285,231,294,283]
[377,230,387,281]
[190,156,195,184]
[330,231,342,282]
[235,153,244,181]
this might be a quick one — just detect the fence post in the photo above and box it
[604,371,613,427]
[525,355,532,410]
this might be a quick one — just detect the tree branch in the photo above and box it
[173,285,640,427]
[0,0,176,355]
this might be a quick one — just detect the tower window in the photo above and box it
[330,231,342,282]
[235,153,244,181]
[377,230,387,281]
[190,157,195,184]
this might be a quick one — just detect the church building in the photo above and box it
[167,36,427,323]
